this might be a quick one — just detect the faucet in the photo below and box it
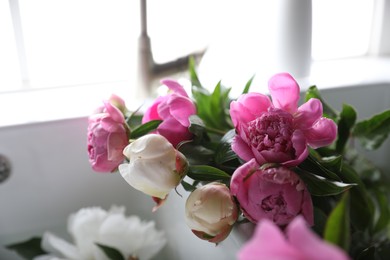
[136,0,206,99]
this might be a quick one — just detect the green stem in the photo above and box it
[205,126,226,135]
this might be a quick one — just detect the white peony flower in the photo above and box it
[118,134,188,200]
[34,206,166,260]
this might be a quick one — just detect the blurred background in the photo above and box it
[0,0,388,123]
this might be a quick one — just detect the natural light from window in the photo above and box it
[0,0,379,94]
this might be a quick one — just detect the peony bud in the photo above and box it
[185,182,238,244]
[118,134,188,203]
[87,96,129,173]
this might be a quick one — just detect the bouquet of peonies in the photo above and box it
[87,60,390,260]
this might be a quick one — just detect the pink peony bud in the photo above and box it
[185,182,238,244]
[118,134,188,205]
[87,96,129,173]
[142,79,197,147]
[238,216,350,260]
[230,159,313,226]
[230,73,337,167]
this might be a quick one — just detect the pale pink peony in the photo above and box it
[142,79,197,147]
[230,159,313,226]
[230,73,337,167]
[185,182,238,243]
[88,95,129,172]
[238,216,350,260]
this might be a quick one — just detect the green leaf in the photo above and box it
[340,164,374,230]
[215,129,238,164]
[96,243,125,260]
[319,155,343,173]
[336,104,357,153]
[372,189,390,234]
[324,192,350,251]
[295,168,356,196]
[179,143,215,165]
[181,180,197,192]
[125,113,143,129]
[189,56,202,88]
[305,85,338,120]
[187,165,231,182]
[6,237,46,259]
[188,115,207,142]
[130,120,162,139]
[242,75,255,94]
[299,154,341,181]
[191,80,232,131]
[353,109,390,150]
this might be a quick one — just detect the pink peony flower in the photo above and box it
[142,79,197,147]
[238,216,350,260]
[230,159,313,226]
[230,73,337,167]
[88,95,129,172]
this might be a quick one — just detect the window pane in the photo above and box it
[18,0,139,88]
[148,0,218,64]
[312,0,374,60]
[0,1,22,92]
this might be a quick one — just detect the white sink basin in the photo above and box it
[0,82,389,259]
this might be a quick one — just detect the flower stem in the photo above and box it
[205,126,226,136]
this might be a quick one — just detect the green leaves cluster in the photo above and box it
[305,86,390,259]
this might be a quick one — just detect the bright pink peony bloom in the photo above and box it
[230,159,313,226]
[230,73,337,167]
[88,95,129,172]
[238,216,350,260]
[142,79,196,147]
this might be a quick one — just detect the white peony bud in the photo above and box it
[185,182,238,244]
[118,134,188,201]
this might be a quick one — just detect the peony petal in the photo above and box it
[123,134,175,160]
[41,232,81,260]
[142,97,164,123]
[162,95,196,127]
[237,219,302,260]
[230,159,259,204]
[231,135,256,163]
[295,98,323,129]
[161,79,188,97]
[301,189,315,226]
[283,129,309,167]
[103,101,125,124]
[305,118,337,149]
[268,73,300,113]
[157,117,193,147]
[287,216,350,260]
[230,93,272,128]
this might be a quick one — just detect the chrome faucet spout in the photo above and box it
[136,0,206,99]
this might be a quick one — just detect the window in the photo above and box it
[312,0,375,60]
[0,0,385,95]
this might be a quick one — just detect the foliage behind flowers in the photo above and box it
[86,59,390,259]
